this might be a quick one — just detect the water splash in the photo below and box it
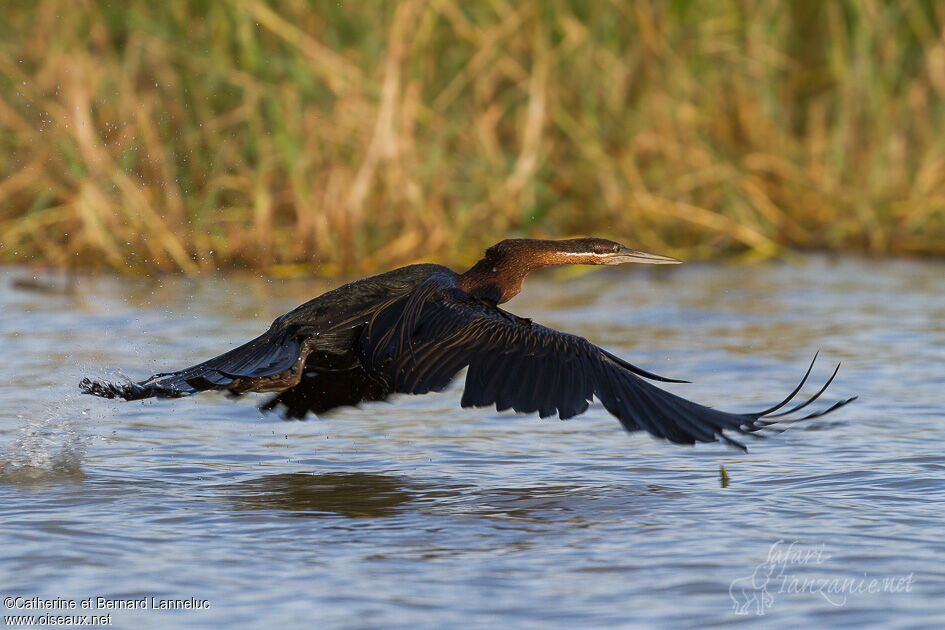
[0,391,91,484]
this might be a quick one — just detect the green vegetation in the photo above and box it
[2,1,945,275]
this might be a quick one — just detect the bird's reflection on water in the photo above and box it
[227,472,428,518]
[224,471,687,522]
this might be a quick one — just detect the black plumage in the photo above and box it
[80,238,855,450]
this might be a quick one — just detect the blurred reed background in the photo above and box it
[2,0,945,275]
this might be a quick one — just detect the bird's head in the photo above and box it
[485,237,681,267]
[461,237,680,304]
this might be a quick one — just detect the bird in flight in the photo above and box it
[80,238,854,450]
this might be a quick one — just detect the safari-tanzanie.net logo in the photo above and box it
[729,540,914,615]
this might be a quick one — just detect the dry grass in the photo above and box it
[2,0,945,275]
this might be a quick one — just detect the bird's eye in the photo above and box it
[613,244,620,252]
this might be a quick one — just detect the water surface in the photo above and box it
[1,257,943,628]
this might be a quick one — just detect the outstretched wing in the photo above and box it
[360,273,855,450]
[79,263,450,403]
[79,325,309,400]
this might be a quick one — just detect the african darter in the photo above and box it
[80,238,855,450]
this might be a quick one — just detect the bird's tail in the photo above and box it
[79,376,163,400]
[79,328,303,401]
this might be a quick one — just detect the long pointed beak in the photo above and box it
[608,246,682,265]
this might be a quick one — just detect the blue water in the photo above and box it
[1,257,943,628]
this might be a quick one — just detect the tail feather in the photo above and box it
[78,376,158,400]
[80,328,303,401]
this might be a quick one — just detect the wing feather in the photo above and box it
[79,327,304,400]
[359,273,854,450]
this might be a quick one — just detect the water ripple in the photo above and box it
[1,259,944,628]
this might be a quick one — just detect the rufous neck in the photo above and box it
[457,249,549,304]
